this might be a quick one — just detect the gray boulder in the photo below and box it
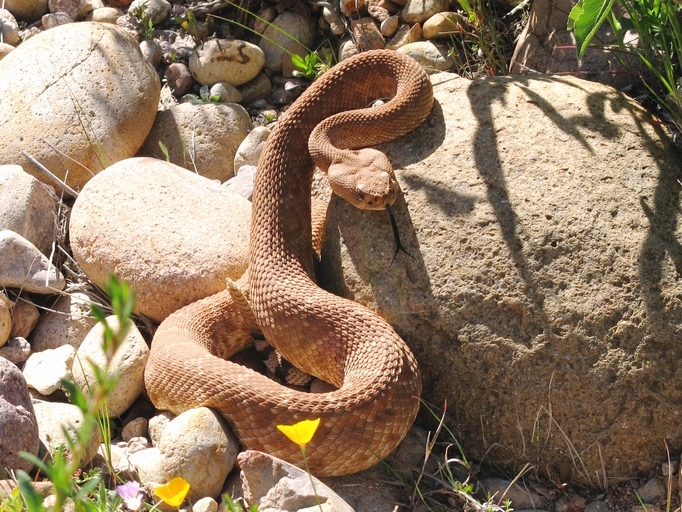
[0,357,39,473]
[320,72,682,483]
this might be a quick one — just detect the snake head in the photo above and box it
[327,148,399,210]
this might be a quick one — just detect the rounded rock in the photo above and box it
[237,72,272,105]
[42,11,74,28]
[128,0,170,25]
[193,497,218,512]
[0,22,160,191]
[401,0,449,23]
[0,357,39,473]
[0,337,31,365]
[69,158,251,322]
[29,292,98,352]
[0,293,11,347]
[87,6,121,23]
[259,11,315,73]
[140,39,163,68]
[22,344,75,395]
[322,7,346,36]
[422,12,467,39]
[233,126,270,170]
[122,417,148,441]
[210,82,243,104]
[0,10,20,46]
[190,39,265,87]
[4,0,48,21]
[10,296,40,339]
[397,41,456,71]
[158,407,239,501]
[0,230,65,293]
[0,43,13,60]
[0,164,59,257]
[128,447,166,493]
[380,15,399,37]
[33,401,102,467]
[148,411,174,446]
[72,316,149,417]
[165,62,193,97]
[142,102,253,182]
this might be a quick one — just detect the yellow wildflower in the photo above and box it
[277,418,321,447]
[154,477,190,507]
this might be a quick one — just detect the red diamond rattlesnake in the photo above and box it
[144,49,434,476]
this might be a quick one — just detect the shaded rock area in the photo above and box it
[509,0,640,89]
[0,164,58,256]
[321,71,682,484]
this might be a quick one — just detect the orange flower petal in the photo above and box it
[277,418,321,447]
[154,477,190,507]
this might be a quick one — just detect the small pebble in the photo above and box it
[48,0,80,19]
[139,39,163,68]
[192,497,218,512]
[126,436,151,454]
[0,9,20,46]
[42,12,73,29]
[0,337,31,365]
[662,460,679,476]
[165,62,193,97]
[210,82,243,103]
[635,477,666,503]
[122,417,149,441]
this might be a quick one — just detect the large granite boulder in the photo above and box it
[0,22,160,191]
[320,72,682,483]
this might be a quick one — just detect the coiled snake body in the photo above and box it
[145,50,434,476]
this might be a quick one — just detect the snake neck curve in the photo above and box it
[248,49,433,385]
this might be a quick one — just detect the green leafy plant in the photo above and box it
[131,1,156,41]
[222,493,259,512]
[291,47,334,81]
[568,0,682,128]
[8,276,135,512]
[175,10,209,44]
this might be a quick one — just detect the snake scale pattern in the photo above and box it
[144,49,434,476]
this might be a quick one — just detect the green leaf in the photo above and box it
[18,453,51,477]
[291,54,306,71]
[90,303,107,325]
[16,471,43,512]
[73,474,102,501]
[158,141,170,162]
[568,0,617,58]
[567,0,583,31]
[455,0,474,16]
[61,378,88,411]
